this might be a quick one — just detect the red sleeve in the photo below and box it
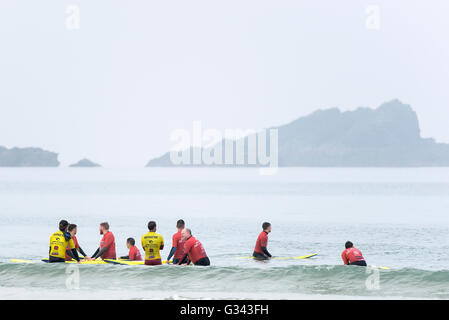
[172,234,177,247]
[73,236,80,249]
[341,250,349,265]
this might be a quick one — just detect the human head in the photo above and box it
[67,224,77,236]
[59,220,69,232]
[148,221,157,232]
[262,222,271,233]
[176,219,185,230]
[345,241,353,249]
[126,237,135,249]
[99,222,109,235]
[181,228,192,241]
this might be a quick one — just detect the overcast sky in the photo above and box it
[0,0,448,167]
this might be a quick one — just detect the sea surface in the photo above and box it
[0,167,448,299]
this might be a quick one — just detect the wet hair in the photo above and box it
[345,241,353,249]
[59,220,69,231]
[100,222,110,230]
[148,221,157,231]
[262,222,271,230]
[176,219,185,228]
[68,224,77,232]
[127,238,135,246]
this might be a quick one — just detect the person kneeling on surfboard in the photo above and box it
[177,228,210,266]
[341,241,367,266]
[119,238,142,261]
[253,222,272,260]
[65,224,88,261]
[166,219,186,264]
[141,221,164,265]
[89,222,116,260]
[49,220,80,263]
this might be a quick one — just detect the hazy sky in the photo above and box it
[0,1,448,167]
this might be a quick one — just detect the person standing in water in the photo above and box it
[253,222,272,260]
[65,224,88,261]
[341,241,367,266]
[166,219,186,264]
[177,228,210,266]
[49,220,80,263]
[141,221,164,265]
[89,222,116,260]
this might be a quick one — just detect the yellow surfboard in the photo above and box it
[236,253,318,260]
[104,259,172,265]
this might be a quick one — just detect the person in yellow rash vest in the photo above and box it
[141,221,164,265]
[49,220,80,263]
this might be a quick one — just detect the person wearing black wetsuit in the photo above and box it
[253,222,272,260]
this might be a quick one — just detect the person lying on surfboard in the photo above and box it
[253,222,272,260]
[341,241,367,266]
[166,219,186,265]
[177,228,210,266]
[65,224,88,261]
[49,220,80,263]
[119,237,142,261]
[87,222,116,260]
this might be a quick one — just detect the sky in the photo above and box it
[0,0,448,167]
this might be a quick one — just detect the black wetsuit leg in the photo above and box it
[48,256,66,263]
[194,257,210,266]
[253,251,269,260]
[350,260,367,267]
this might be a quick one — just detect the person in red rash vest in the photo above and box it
[88,222,116,260]
[65,224,88,261]
[177,228,210,266]
[119,237,142,261]
[166,219,186,264]
[341,241,367,266]
[253,222,272,260]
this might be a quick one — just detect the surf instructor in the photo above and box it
[49,220,80,263]
[89,222,116,260]
[177,228,210,266]
[253,222,272,260]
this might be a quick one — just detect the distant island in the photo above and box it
[146,100,449,167]
[69,158,101,167]
[0,146,59,167]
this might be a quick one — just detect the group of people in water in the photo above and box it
[49,219,367,267]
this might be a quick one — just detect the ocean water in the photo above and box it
[0,167,449,299]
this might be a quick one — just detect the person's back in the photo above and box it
[167,219,186,264]
[49,220,80,263]
[128,245,142,261]
[141,221,164,265]
[341,241,366,266]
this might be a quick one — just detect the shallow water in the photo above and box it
[0,168,448,299]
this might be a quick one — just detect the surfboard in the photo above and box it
[40,258,108,264]
[104,259,172,265]
[236,253,318,260]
